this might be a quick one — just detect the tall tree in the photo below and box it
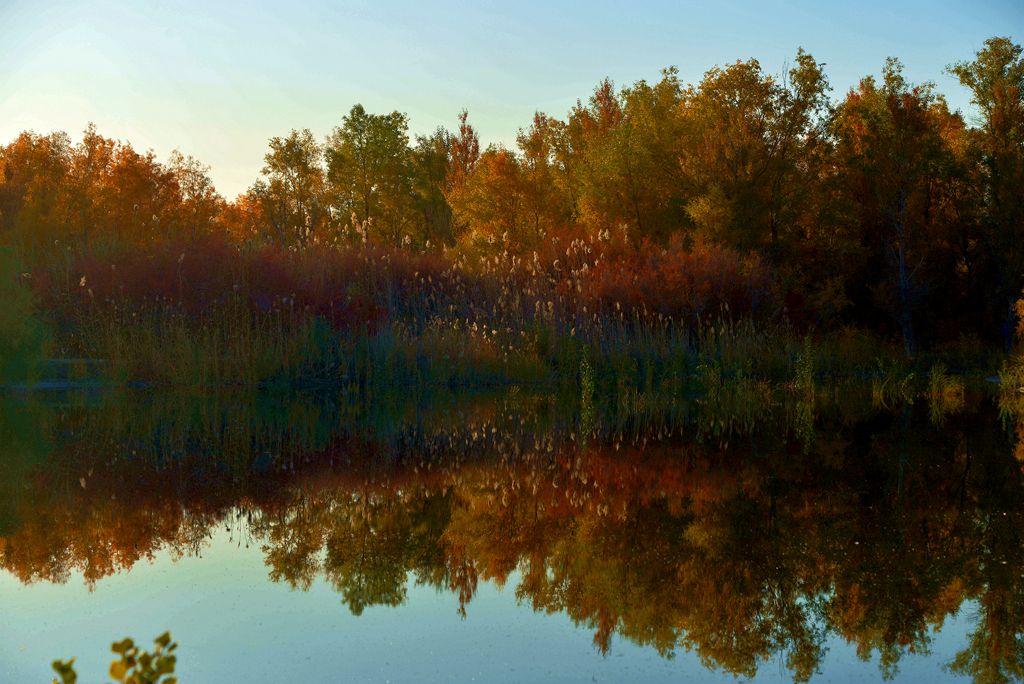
[249,129,328,247]
[443,110,481,239]
[409,129,455,246]
[566,77,675,239]
[680,51,830,256]
[949,37,1024,345]
[168,151,223,242]
[448,145,527,252]
[61,125,117,247]
[326,104,413,244]
[832,59,962,356]
[516,112,572,236]
[0,130,72,257]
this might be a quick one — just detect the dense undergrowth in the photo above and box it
[4,232,1003,394]
[0,248,49,383]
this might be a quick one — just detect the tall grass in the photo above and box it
[0,247,49,383]
[18,233,963,392]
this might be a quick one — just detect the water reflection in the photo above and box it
[1,386,1023,682]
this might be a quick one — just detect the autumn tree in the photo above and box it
[516,112,573,236]
[101,144,180,245]
[443,109,481,238]
[1,125,193,253]
[168,150,223,242]
[949,37,1024,345]
[448,145,528,251]
[565,76,686,240]
[60,125,117,247]
[832,60,964,356]
[444,110,543,251]
[680,51,830,255]
[0,130,72,258]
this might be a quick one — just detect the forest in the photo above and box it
[1,36,1023,387]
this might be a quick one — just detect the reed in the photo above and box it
[13,234,965,393]
[0,247,49,382]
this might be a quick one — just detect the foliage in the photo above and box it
[52,632,177,684]
[0,37,1021,385]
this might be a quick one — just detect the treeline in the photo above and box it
[1,37,1022,356]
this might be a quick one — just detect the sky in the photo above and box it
[1,0,1022,198]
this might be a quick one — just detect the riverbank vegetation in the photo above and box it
[2,37,1023,388]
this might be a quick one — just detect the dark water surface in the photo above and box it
[0,386,1021,682]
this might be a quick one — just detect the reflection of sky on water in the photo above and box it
[0,527,974,683]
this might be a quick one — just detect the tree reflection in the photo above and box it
[1,388,1023,682]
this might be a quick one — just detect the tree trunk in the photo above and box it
[895,189,916,358]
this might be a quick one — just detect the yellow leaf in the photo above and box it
[109,660,128,681]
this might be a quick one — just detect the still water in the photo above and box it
[0,386,1020,682]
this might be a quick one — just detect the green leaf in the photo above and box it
[51,658,77,684]
[112,638,135,655]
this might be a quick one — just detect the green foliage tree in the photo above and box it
[565,76,682,239]
[410,128,456,245]
[249,128,329,247]
[516,112,573,236]
[326,104,415,244]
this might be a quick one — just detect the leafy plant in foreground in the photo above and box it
[52,632,178,684]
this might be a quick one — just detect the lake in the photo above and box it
[0,385,1019,683]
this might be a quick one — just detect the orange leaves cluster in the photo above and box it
[581,237,771,323]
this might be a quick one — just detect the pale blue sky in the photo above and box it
[1,0,1021,197]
